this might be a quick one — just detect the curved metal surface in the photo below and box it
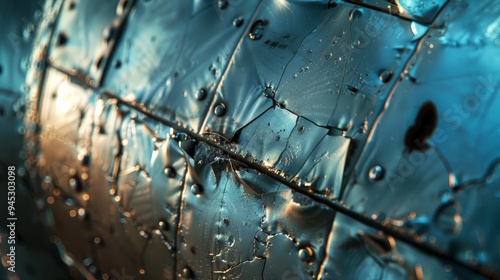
[0,0,499,279]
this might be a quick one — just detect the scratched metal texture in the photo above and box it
[7,0,500,279]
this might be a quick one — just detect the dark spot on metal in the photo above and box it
[405,101,438,152]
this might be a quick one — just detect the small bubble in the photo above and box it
[349,7,363,21]
[56,32,68,46]
[233,17,244,27]
[368,165,384,181]
[181,267,193,279]
[214,103,226,116]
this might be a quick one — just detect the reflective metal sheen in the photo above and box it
[1,0,499,279]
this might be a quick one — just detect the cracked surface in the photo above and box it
[2,0,498,279]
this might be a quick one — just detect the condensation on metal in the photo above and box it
[1,0,497,279]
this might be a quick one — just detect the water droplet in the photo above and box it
[368,165,384,181]
[113,60,122,69]
[159,220,169,231]
[379,69,393,83]
[410,21,428,40]
[248,19,267,40]
[325,52,333,60]
[181,267,193,279]
[227,235,235,247]
[93,236,103,246]
[349,7,363,21]
[217,0,228,9]
[195,88,207,100]
[298,246,315,263]
[164,166,176,178]
[214,103,226,116]
[233,17,244,27]
[191,184,203,196]
[77,208,87,219]
[56,32,68,46]
[434,195,462,235]
[69,176,83,192]
[262,86,275,98]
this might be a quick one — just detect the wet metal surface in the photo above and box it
[1,0,499,279]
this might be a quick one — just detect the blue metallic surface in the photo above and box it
[1,0,499,279]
